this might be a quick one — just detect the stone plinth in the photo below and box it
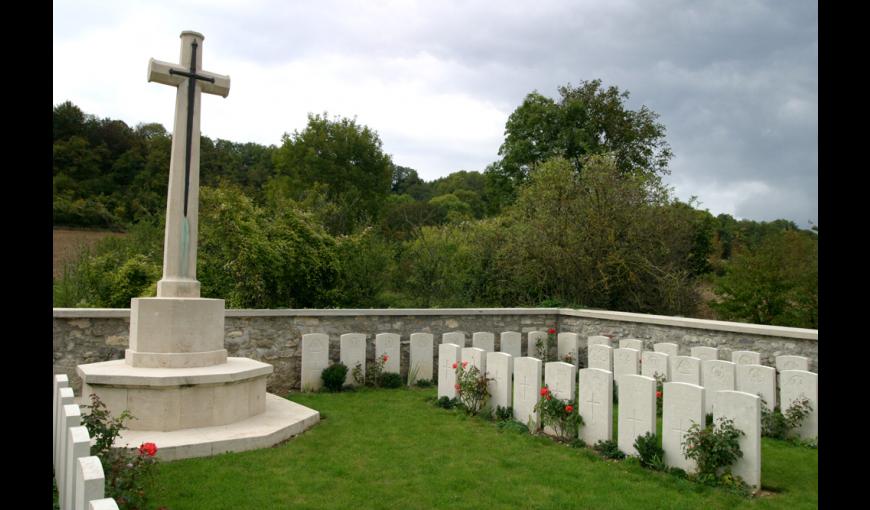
[78,358,272,431]
[126,297,227,368]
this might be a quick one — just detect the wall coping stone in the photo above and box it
[53,307,817,341]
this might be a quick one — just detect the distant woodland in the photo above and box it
[53,79,817,328]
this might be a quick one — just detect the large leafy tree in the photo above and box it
[492,79,673,198]
[273,113,394,234]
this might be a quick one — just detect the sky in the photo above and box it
[53,0,818,226]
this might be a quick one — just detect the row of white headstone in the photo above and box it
[53,375,120,510]
[436,346,818,491]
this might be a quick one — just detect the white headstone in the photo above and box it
[300,333,329,391]
[701,360,736,415]
[375,333,401,373]
[736,364,777,412]
[714,390,761,490]
[617,374,656,456]
[588,344,613,371]
[409,333,434,384]
[662,382,705,472]
[472,332,495,352]
[544,362,576,401]
[619,338,644,351]
[437,343,462,399]
[500,331,522,358]
[55,386,75,475]
[779,370,818,439]
[588,335,612,348]
[732,350,761,366]
[513,357,543,430]
[691,346,719,362]
[527,331,548,359]
[653,342,679,358]
[486,352,513,412]
[76,456,105,510]
[544,361,577,437]
[670,356,702,386]
[53,374,69,467]
[641,351,670,381]
[65,425,90,510]
[461,347,487,373]
[578,368,613,445]
[776,355,810,373]
[89,500,120,510]
[442,331,467,347]
[340,333,366,386]
[613,348,640,382]
[58,402,81,510]
[557,332,580,367]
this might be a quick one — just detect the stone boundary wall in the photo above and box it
[53,308,817,396]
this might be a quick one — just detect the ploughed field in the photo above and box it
[151,387,817,510]
[53,228,126,279]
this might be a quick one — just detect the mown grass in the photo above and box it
[150,387,817,509]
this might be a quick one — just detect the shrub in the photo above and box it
[321,363,348,392]
[81,393,159,510]
[593,439,626,460]
[494,406,513,422]
[435,396,459,409]
[535,328,557,362]
[633,432,666,470]
[681,417,744,478]
[414,378,434,388]
[760,395,813,440]
[497,420,529,434]
[533,385,583,442]
[378,372,403,388]
[351,362,365,386]
[653,374,665,417]
[361,354,390,387]
[455,362,492,415]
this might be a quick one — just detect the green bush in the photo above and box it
[321,363,348,392]
[455,363,492,415]
[593,439,626,460]
[378,372,403,388]
[533,385,583,442]
[494,406,513,421]
[681,417,744,478]
[414,379,434,388]
[633,432,666,470]
[435,396,458,409]
[497,420,529,434]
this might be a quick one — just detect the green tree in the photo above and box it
[494,80,673,199]
[273,113,394,234]
[711,230,818,328]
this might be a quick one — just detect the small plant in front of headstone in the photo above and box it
[593,439,626,460]
[321,362,349,392]
[434,396,459,409]
[533,385,584,442]
[454,361,492,415]
[681,417,745,483]
[414,378,434,388]
[378,372,404,388]
[351,362,365,386]
[81,393,160,510]
[362,354,390,387]
[562,351,575,365]
[497,420,529,434]
[653,374,666,416]
[535,328,558,362]
[494,405,513,421]
[759,395,813,441]
[633,432,666,471]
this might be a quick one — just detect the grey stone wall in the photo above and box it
[53,308,817,396]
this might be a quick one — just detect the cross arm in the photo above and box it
[147,58,231,98]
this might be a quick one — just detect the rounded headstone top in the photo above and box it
[181,30,205,39]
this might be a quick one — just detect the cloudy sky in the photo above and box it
[53,0,817,226]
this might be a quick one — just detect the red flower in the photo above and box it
[462,361,468,368]
[138,442,157,457]
[546,395,552,401]
[656,391,663,399]
[454,384,461,391]
[540,387,549,396]
[452,362,458,369]
[565,405,574,413]
[548,328,556,335]
[382,354,389,362]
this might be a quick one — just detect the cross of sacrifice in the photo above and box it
[148,31,230,298]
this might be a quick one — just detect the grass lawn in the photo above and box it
[150,387,817,509]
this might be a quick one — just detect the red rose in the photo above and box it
[452,362,458,369]
[454,384,461,391]
[462,361,468,368]
[565,405,574,413]
[548,328,556,335]
[656,391,662,399]
[383,354,389,362]
[138,442,157,457]
[540,387,549,396]
[546,395,552,401]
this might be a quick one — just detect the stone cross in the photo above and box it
[148,31,230,298]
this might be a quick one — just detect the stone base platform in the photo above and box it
[78,357,274,431]
[110,393,320,461]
